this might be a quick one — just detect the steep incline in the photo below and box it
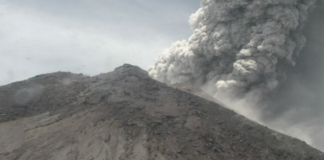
[0,64,323,160]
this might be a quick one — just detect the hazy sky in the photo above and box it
[0,0,200,86]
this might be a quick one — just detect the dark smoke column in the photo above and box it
[149,0,319,99]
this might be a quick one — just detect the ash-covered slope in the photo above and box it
[0,64,323,160]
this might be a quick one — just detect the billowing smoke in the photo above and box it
[149,0,324,151]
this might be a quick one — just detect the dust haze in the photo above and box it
[149,0,324,151]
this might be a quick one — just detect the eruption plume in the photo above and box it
[149,0,324,151]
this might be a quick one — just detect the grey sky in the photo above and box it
[0,0,200,86]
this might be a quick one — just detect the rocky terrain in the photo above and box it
[0,64,324,160]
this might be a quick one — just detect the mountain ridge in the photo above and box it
[0,64,323,160]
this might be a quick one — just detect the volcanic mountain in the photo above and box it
[0,64,323,160]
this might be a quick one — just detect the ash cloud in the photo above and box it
[149,0,324,151]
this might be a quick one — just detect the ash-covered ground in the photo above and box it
[0,64,323,160]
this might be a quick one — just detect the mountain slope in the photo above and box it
[0,64,323,160]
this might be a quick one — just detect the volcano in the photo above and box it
[0,64,323,160]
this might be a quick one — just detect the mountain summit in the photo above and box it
[0,64,323,160]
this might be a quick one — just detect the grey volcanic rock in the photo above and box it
[0,64,323,160]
